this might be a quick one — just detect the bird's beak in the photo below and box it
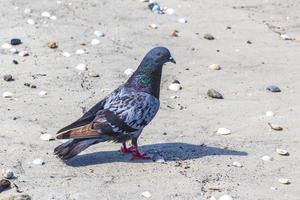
[169,56,176,64]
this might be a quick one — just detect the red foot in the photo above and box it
[120,144,135,153]
[131,148,150,160]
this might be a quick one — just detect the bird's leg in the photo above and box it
[130,138,150,160]
[120,142,133,153]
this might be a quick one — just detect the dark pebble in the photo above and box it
[13,60,19,64]
[3,74,14,82]
[247,40,252,44]
[203,33,215,40]
[266,85,281,92]
[10,38,22,45]
[24,83,31,87]
[172,80,180,84]
[31,85,37,88]
[207,89,224,99]
[0,179,11,192]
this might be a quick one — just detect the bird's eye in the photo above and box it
[158,52,165,58]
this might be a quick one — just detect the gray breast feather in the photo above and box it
[103,87,160,130]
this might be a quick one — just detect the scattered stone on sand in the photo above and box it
[168,80,181,91]
[76,63,87,71]
[3,74,14,82]
[266,85,281,92]
[148,1,163,14]
[170,95,179,99]
[278,178,290,184]
[141,191,151,198]
[261,155,273,161]
[171,30,179,37]
[270,187,277,190]
[39,90,47,96]
[0,179,11,192]
[1,168,14,179]
[33,158,44,166]
[2,43,12,49]
[10,38,22,45]
[12,60,18,64]
[246,40,252,44]
[2,92,13,98]
[149,24,158,29]
[210,196,217,200]
[217,127,231,135]
[218,194,233,200]
[40,134,55,141]
[50,15,57,20]
[18,51,29,57]
[207,89,223,99]
[62,52,71,57]
[232,161,243,167]
[75,49,87,55]
[268,123,283,131]
[124,68,134,76]
[10,48,18,54]
[204,33,215,40]
[207,183,220,190]
[24,8,32,14]
[27,19,36,25]
[280,34,294,40]
[165,8,175,15]
[265,111,274,117]
[88,71,100,78]
[41,11,51,18]
[177,18,187,23]
[2,194,31,200]
[94,30,105,37]
[91,38,100,45]
[209,63,221,70]
[48,41,58,49]
[276,148,289,156]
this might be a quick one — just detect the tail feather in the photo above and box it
[54,138,105,160]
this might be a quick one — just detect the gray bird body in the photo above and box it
[54,47,175,160]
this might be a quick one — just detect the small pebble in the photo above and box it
[124,68,135,76]
[48,41,58,49]
[41,11,51,18]
[27,19,36,25]
[177,18,187,23]
[261,155,273,161]
[13,60,19,64]
[168,81,181,91]
[210,196,217,200]
[94,31,105,37]
[10,38,22,45]
[50,16,57,20]
[18,50,29,57]
[149,24,158,29]
[2,43,12,49]
[170,95,179,99]
[217,128,231,135]
[91,39,100,45]
[33,158,44,166]
[0,179,11,192]
[141,191,151,198]
[266,85,281,92]
[209,64,221,70]
[207,89,223,99]
[75,49,87,55]
[62,52,71,57]
[232,161,242,167]
[10,48,18,54]
[165,8,175,15]
[3,194,31,200]
[2,92,13,98]
[280,34,294,40]
[266,111,274,117]
[268,123,283,131]
[270,187,277,190]
[247,40,252,44]
[1,168,14,179]
[171,30,179,37]
[278,178,290,184]
[24,8,32,14]
[88,71,100,78]
[39,90,47,96]
[3,74,14,82]
[218,195,233,200]
[276,148,289,156]
[207,183,220,190]
[40,134,55,141]
[204,33,215,40]
[76,63,87,71]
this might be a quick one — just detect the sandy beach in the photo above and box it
[1,0,300,199]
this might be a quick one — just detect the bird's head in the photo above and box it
[145,47,176,65]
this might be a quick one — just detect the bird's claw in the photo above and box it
[130,149,150,160]
[120,145,135,153]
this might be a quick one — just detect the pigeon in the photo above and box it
[54,47,176,160]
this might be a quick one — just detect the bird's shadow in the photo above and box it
[65,142,248,167]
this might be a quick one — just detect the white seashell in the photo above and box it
[266,111,274,117]
[209,64,221,70]
[270,187,277,190]
[280,34,293,40]
[217,128,231,135]
[24,8,32,14]
[278,178,290,184]
[10,48,18,54]
[18,50,29,57]
[27,19,36,25]
[76,63,87,71]
[124,68,134,76]
[91,39,100,45]
[218,194,233,200]
[62,51,71,57]
[141,191,151,198]
[39,90,47,96]
[33,158,44,166]
[41,11,51,18]
[2,43,12,49]
[276,148,289,156]
[40,134,55,141]
[75,49,87,55]
[165,8,175,15]
[2,92,13,98]
[177,18,187,23]
[168,83,181,91]
[94,30,105,37]
[261,155,273,161]
[1,168,14,179]
[50,16,57,20]
[232,161,242,167]
[149,24,158,29]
